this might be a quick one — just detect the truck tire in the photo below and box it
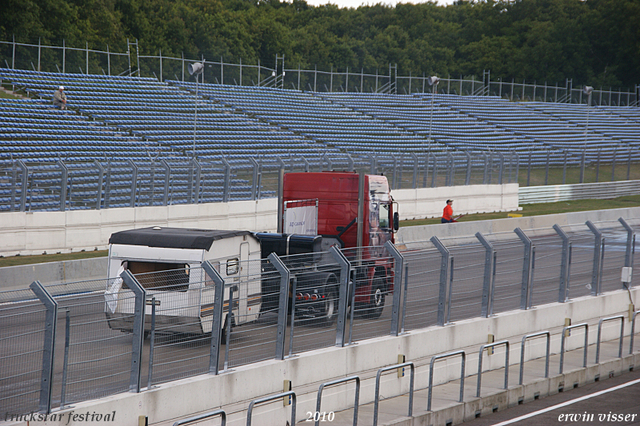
[362,276,386,319]
[320,284,338,326]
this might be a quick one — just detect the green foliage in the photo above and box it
[0,0,636,87]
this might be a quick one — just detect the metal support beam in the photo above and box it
[29,281,57,414]
[586,220,605,296]
[553,224,572,302]
[202,261,226,375]
[120,270,146,392]
[431,236,453,326]
[330,246,351,347]
[515,228,535,309]
[268,253,290,360]
[385,241,404,336]
[475,232,496,317]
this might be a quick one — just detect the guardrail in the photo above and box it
[316,376,360,426]
[477,340,510,397]
[595,315,625,363]
[428,351,466,412]
[373,362,415,426]
[560,323,589,374]
[519,332,551,385]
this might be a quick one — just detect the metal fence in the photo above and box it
[0,218,638,415]
[2,38,638,105]
[1,148,639,213]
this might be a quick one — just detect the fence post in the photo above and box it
[385,241,404,336]
[192,159,201,204]
[618,218,635,289]
[515,228,535,309]
[330,246,351,347]
[580,149,586,183]
[431,236,452,326]
[465,152,471,185]
[29,281,57,414]
[57,160,68,211]
[527,151,532,186]
[267,253,290,360]
[161,160,170,206]
[475,232,496,317]
[16,159,28,212]
[250,158,260,200]
[128,159,138,207]
[431,154,437,188]
[544,150,550,185]
[222,157,231,203]
[497,151,504,184]
[202,261,226,375]
[120,270,146,392]
[553,224,572,303]
[447,152,454,186]
[94,160,104,210]
[586,221,604,296]
[411,153,418,188]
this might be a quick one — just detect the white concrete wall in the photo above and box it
[397,206,640,246]
[0,198,278,257]
[8,287,637,426]
[0,184,518,257]
[391,183,520,221]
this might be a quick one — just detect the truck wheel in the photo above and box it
[320,286,338,326]
[363,277,385,319]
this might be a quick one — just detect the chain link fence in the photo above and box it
[0,217,638,415]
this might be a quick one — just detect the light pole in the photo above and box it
[188,61,204,159]
[427,76,440,153]
[583,85,593,150]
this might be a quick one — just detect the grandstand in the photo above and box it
[1,67,639,212]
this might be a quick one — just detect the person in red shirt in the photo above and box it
[441,199,456,223]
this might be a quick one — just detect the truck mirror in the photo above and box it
[393,212,400,231]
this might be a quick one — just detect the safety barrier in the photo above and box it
[632,311,640,355]
[373,362,415,426]
[476,340,510,397]
[246,391,296,426]
[595,315,625,363]
[560,323,589,374]
[315,376,360,426]
[428,351,466,412]
[519,331,550,385]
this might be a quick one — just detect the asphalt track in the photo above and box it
[462,368,640,426]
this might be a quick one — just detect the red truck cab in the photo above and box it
[278,171,399,319]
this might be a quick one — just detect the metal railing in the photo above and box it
[1,38,638,104]
[427,351,466,412]
[476,341,510,397]
[519,332,551,385]
[373,362,415,426]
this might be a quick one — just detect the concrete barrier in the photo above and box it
[397,206,640,246]
[6,286,637,426]
[0,257,107,291]
[0,184,517,257]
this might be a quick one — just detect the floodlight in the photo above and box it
[188,62,204,76]
[583,86,593,95]
[428,76,440,86]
